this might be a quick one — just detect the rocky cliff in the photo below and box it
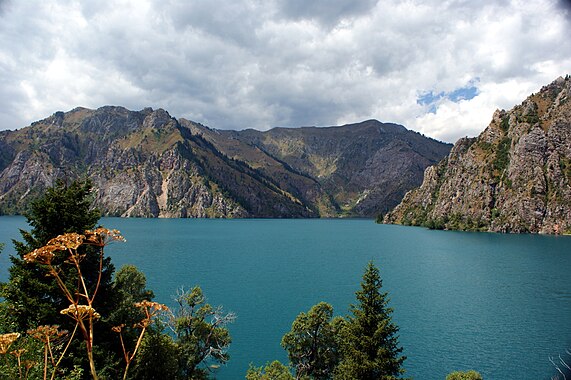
[0,107,451,218]
[384,76,571,233]
[188,120,452,217]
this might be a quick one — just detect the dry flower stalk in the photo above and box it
[27,325,67,344]
[114,300,169,380]
[10,348,26,379]
[28,325,72,380]
[84,228,126,247]
[60,305,101,321]
[0,332,21,355]
[22,228,125,380]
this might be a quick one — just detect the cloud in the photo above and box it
[0,0,569,143]
[274,0,379,27]
[557,0,571,18]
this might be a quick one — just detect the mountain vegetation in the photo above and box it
[384,76,571,233]
[0,108,450,218]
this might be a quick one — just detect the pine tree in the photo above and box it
[335,261,407,380]
[0,179,123,377]
[0,179,110,331]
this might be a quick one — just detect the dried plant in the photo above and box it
[113,300,169,380]
[23,228,125,380]
[0,333,26,379]
[0,332,21,355]
[10,349,27,379]
[28,325,71,380]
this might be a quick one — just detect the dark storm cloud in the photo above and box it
[274,0,379,26]
[557,0,571,20]
[558,0,571,11]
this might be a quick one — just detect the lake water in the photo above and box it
[1,216,570,379]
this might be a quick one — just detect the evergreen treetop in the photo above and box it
[18,179,101,252]
[335,261,407,380]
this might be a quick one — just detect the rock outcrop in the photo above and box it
[384,76,571,233]
[0,107,451,218]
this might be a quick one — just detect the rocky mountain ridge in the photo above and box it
[384,76,571,233]
[0,107,451,218]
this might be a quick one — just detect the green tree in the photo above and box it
[173,286,234,379]
[281,302,341,380]
[108,265,161,379]
[0,179,110,331]
[445,370,483,380]
[0,180,121,377]
[335,261,406,380]
[130,321,180,380]
[108,265,155,330]
[246,360,295,380]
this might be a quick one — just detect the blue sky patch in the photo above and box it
[417,80,480,113]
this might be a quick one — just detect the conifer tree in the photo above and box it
[0,179,124,377]
[0,179,110,331]
[335,261,407,380]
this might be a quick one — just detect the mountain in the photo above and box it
[185,119,452,216]
[384,76,571,233]
[0,107,451,218]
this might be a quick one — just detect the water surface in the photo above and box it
[1,217,570,379]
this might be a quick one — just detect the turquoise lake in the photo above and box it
[1,216,570,379]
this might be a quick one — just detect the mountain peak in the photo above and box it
[0,108,451,218]
[384,75,571,234]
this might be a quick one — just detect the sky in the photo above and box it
[0,0,570,143]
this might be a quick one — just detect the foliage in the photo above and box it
[0,180,235,379]
[432,213,488,232]
[106,264,159,379]
[249,262,407,380]
[0,180,124,377]
[130,321,179,380]
[0,331,85,380]
[113,300,169,380]
[0,179,111,332]
[335,261,407,380]
[21,229,122,379]
[281,302,341,379]
[21,179,101,247]
[0,180,175,379]
[108,265,155,337]
[2,229,167,380]
[173,286,235,379]
[492,137,511,176]
[446,370,483,380]
[245,360,295,380]
[500,116,510,132]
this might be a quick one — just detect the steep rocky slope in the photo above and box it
[0,107,451,218]
[384,76,571,233]
[189,120,451,216]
